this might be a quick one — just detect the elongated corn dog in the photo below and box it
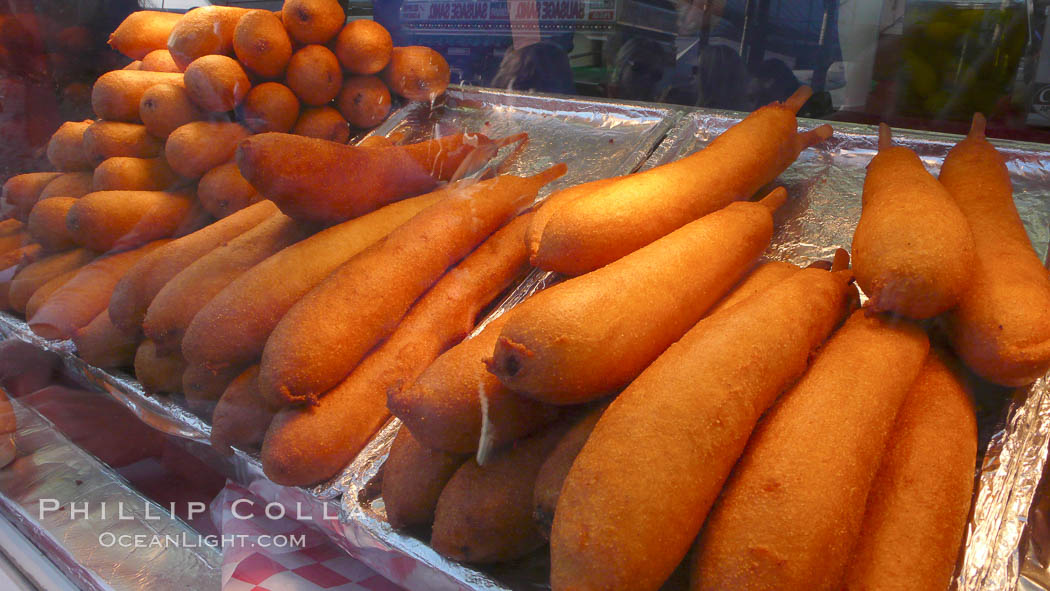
[852,124,975,318]
[72,310,137,368]
[707,260,801,315]
[391,307,559,453]
[261,213,534,485]
[534,403,607,539]
[29,240,170,340]
[550,266,854,591]
[692,310,929,591]
[211,365,274,453]
[841,350,976,591]
[66,190,195,252]
[259,165,564,407]
[941,114,1050,386]
[108,11,182,60]
[382,426,470,529]
[134,339,187,394]
[9,249,97,314]
[490,188,786,405]
[91,70,184,122]
[533,87,831,274]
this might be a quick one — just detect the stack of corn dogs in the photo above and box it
[384,95,1050,591]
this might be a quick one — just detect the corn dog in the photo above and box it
[286,45,343,107]
[259,165,563,407]
[197,161,261,218]
[72,310,137,368]
[39,172,94,201]
[9,249,96,314]
[382,426,470,529]
[941,114,1050,386]
[184,55,250,112]
[432,420,569,563]
[391,304,560,454]
[182,192,442,372]
[549,266,855,591]
[165,121,249,179]
[143,212,305,354]
[533,87,831,275]
[490,188,785,405]
[25,269,78,320]
[211,365,275,453]
[29,240,169,340]
[134,339,187,394]
[525,175,622,257]
[27,197,78,251]
[140,49,180,73]
[139,83,204,139]
[233,10,292,79]
[841,350,976,591]
[108,11,182,60]
[533,403,607,540]
[66,190,195,252]
[0,231,30,257]
[0,244,43,275]
[236,131,514,224]
[261,213,536,485]
[292,107,350,143]
[46,120,94,171]
[851,124,975,318]
[109,200,279,336]
[91,70,184,122]
[93,156,179,192]
[166,6,249,70]
[692,310,929,591]
[282,0,344,45]
[82,121,163,162]
[0,220,22,236]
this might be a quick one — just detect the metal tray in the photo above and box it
[342,107,1050,591]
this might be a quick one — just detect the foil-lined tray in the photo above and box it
[341,108,1050,591]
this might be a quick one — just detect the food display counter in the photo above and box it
[2,1,1050,591]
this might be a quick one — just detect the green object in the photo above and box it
[898,0,1027,120]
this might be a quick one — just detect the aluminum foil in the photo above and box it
[0,393,222,590]
[342,107,1050,591]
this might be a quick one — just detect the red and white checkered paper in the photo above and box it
[211,481,404,591]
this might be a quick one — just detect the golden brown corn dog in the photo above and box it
[239,82,300,134]
[9,249,96,314]
[851,124,975,318]
[183,362,246,410]
[708,259,801,315]
[941,114,1050,386]
[0,244,43,275]
[259,165,564,407]
[211,365,275,453]
[108,11,182,60]
[391,303,560,454]
[3,173,63,219]
[72,310,138,368]
[39,172,94,201]
[143,213,305,354]
[27,197,78,251]
[93,156,179,191]
[691,310,930,591]
[841,350,976,591]
[432,420,569,563]
[196,161,261,218]
[109,200,279,336]
[490,188,786,405]
[261,214,536,485]
[334,20,392,75]
[82,121,164,163]
[382,426,470,529]
[549,266,855,591]
[383,46,450,103]
[282,0,345,45]
[533,87,831,275]
[236,131,516,224]
[29,240,169,340]
[91,70,184,122]
[0,231,30,257]
[66,190,195,252]
[182,192,442,372]
[292,106,349,143]
[525,175,622,257]
[166,6,249,70]
[233,10,292,79]
[286,45,343,107]
[165,121,249,179]
[134,339,188,394]
[184,55,251,112]
[140,49,180,73]
[46,120,94,171]
[139,84,204,139]
[533,403,607,539]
